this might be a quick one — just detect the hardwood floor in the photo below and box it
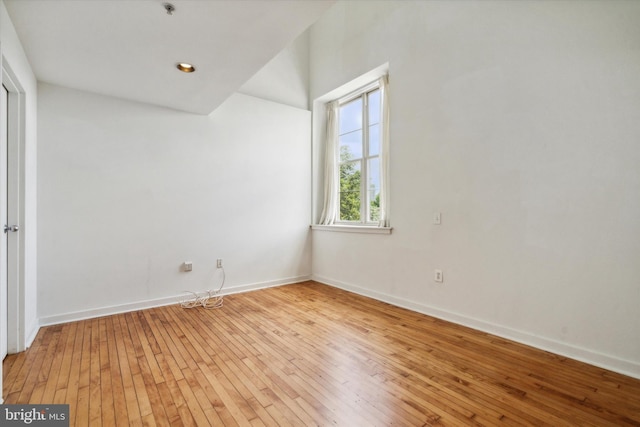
[3,281,640,426]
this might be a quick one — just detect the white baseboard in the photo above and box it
[311,274,640,380]
[38,275,310,327]
[25,320,40,349]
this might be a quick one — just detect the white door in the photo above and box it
[1,84,8,360]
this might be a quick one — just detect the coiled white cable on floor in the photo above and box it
[180,266,225,309]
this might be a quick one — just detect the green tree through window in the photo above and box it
[339,146,361,221]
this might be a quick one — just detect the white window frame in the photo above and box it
[336,81,381,225]
[311,64,391,235]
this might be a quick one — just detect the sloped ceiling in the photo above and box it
[4,0,334,115]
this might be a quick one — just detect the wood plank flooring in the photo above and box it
[4,281,640,426]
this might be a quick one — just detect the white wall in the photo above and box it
[1,0,39,402]
[310,1,640,378]
[239,30,310,110]
[37,84,311,323]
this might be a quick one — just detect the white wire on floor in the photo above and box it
[179,266,225,309]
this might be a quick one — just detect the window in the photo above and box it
[338,84,381,223]
[317,74,389,230]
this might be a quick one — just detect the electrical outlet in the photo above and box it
[216,259,223,268]
[183,261,193,272]
[434,269,443,282]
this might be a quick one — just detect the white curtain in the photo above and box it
[319,100,339,225]
[378,75,390,227]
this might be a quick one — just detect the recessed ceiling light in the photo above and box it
[177,63,196,73]
[163,3,175,15]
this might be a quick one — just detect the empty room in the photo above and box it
[1,0,639,425]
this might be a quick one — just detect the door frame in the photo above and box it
[1,83,7,361]
[2,61,27,355]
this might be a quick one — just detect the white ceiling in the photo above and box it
[4,0,335,115]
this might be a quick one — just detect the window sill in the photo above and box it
[310,224,393,235]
